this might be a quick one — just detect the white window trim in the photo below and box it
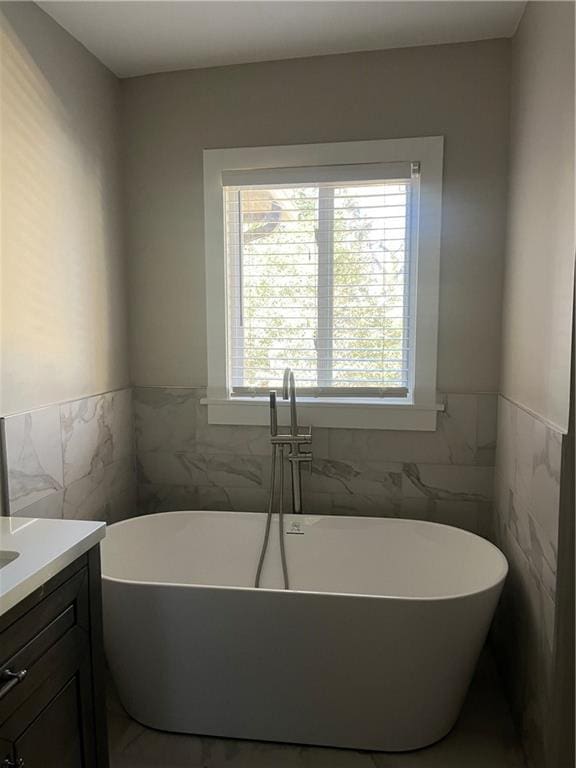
[203,136,444,431]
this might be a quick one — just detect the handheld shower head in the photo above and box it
[269,390,278,436]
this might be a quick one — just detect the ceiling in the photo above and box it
[38,1,526,79]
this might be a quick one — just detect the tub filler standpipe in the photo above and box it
[254,368,312,589]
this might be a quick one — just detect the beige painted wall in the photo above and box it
[123,39,510,394]
[0,2,129,416]
[500,1,575,431]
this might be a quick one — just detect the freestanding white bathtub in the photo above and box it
[101,510,507,752]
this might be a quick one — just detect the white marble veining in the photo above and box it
[108,389,135,463]
[308,458,402,496]
[2,406,64,514]
[530,419,561,553]
[134,387,198,453]
[61,395,113,485]
[402,463,493,502]
[2,389,136,524]
[138,450,268,488]
[61,389,133,486]
[495,398,561,589]
[3,388,484,525]
[0,516,105,616]
[133,387,498,535]
[401,498,492,538]
[63,458,136,523]
[491,395,563,768]
[325,393,495,466]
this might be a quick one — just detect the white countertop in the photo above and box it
[0,517,106,617]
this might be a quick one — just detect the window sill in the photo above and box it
[200,397,444,431]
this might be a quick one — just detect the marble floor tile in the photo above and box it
[108,651,525,768]
[372,652,524,768]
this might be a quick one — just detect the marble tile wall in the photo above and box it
[135,387,497,536]
[490,395,563,768]
[1,389,136,523]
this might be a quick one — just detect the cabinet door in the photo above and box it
[0,736,14,764]
[15,678,85,768]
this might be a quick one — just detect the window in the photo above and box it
[225,164,415,398]
[204,138,443,430]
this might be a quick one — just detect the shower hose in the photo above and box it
[254,443,290,589]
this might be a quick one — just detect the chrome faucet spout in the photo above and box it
[282,367,298,436]
[282,368,290,400]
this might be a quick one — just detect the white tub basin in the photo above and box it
[101,511,508,752]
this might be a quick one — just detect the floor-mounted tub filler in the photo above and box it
[101,510,508,752]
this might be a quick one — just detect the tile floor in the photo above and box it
[108,649,525,768]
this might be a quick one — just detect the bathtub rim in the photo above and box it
[101,510,508,602]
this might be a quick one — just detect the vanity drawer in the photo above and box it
[0,625,91,747]
[0,568,89,721]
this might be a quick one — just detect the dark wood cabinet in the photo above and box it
[15,679,84,767]
[0,547,109,768]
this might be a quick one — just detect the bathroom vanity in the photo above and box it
[0,517,108,767]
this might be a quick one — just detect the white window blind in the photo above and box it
[224,163,419,398]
